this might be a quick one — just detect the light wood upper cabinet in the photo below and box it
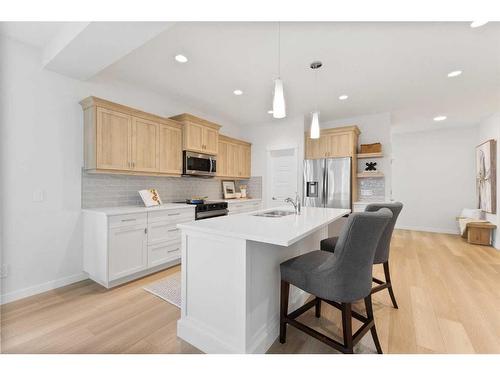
[304,126,360,159]
[184,121,204,152]
[131,117,160,172]
[169,113,221,155]
[159,124,182,174]
[217,135,251,179]
[96,107,132,171]
[203,127,219,155]
[217,140,229,177]
[81,97,183,176]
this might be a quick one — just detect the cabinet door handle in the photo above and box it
[121,218,136,222]
[168,248,180,253]
[168,213,180,216]
[168,228,179,232]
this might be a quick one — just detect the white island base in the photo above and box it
[177,207,349,353]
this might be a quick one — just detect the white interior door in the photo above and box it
[266,148,298,208]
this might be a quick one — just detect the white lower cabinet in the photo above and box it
[109,224,148,281]
[83,206,195,288]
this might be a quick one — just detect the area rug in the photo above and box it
[143,272,181,308]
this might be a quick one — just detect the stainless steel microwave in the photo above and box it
[183,151,217,177]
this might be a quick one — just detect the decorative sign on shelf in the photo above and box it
[365,162,377,171]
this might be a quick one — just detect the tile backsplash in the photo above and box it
[82,171,262,208]
[358,177,385,202]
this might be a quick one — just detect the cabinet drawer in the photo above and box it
[148,209,195,224]
[109,213,147,229]
[148,222,181,244]
[148,241,181,267]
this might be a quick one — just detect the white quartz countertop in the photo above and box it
[83,203,195,216]
[178,206,350,246]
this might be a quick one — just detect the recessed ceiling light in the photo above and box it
[233,89,243,96]
[174,54,188,63]
[339,95,349,100]
[267,110,273,114]
[434,115,447,122]
[470,21,488,28]
[447,70,462,78]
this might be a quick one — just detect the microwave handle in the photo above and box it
[209,157,214,173]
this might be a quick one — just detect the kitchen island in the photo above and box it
[177,206,349,353]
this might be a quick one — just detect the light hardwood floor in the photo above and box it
[2,230,500,354]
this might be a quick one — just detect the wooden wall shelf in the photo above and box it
[357,152,383,159]
[357,172,384,178]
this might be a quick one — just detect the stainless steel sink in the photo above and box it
[253,210,295,218]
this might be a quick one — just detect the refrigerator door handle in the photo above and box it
[323,159,328,208]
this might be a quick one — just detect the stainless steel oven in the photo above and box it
[183,151,217,177]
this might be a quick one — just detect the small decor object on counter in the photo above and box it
[360,143,382,154]
[139,189,162,207]
[476,139,497,214]
[365,162,377,171]
[239,185,247,198]
[222,180,236,199]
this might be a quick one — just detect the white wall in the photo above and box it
[478,112,500,248]
[392,126,478,234]
[0,35,243,303]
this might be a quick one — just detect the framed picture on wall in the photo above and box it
[476,139,497,214]
[222,180,236,199]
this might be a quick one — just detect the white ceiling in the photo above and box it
[2,22,500,130]
[96,22,500,129]
[0,21,67,48]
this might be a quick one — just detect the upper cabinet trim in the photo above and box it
[219,134,252,146]
[304,125,360,136]
[80,96,182,129]
[169,113,222,130]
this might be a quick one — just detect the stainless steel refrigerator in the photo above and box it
[303,157,352,209]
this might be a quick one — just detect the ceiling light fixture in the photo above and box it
[470,21,488,28]
[272,23,286,119]
[309,61,323,139]
[233,89,243,96]
[174,54,188,63]
[434,115,447,122]
[339,95,349,100]
[447,70,462,78]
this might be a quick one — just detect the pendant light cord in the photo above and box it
[315,67,318,112]
[278,22,281,78]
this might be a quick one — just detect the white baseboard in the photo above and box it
[395,225,459,235]
[0,272,88,305]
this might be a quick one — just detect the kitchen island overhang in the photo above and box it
[177,206,350,353]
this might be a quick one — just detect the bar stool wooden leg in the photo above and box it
[279,280,290,343]
[383,261,399,309]
[341,303,353,353]
[315,298,321,318]
[365,295,383,354]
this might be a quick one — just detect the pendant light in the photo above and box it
[310,61,322,139]
[272,23,286,119]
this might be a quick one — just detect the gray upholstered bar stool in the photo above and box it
[320,202,403,308]
[279,208,393,354]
